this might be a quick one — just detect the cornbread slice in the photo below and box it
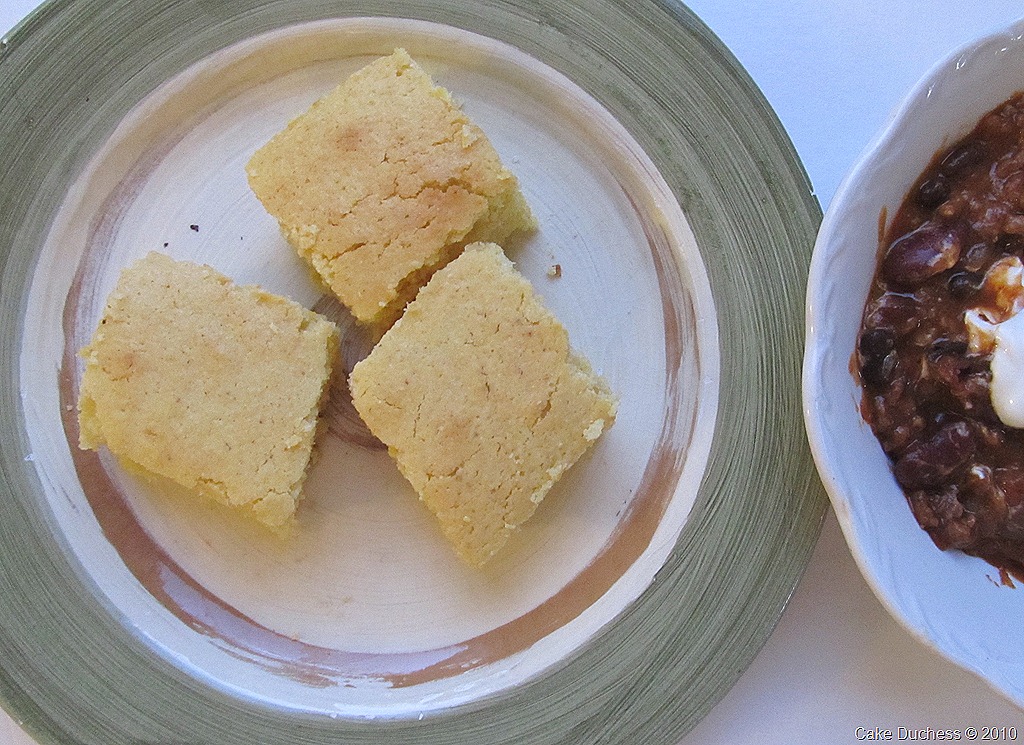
[349,243,616,567]
[77,252,339,528]
[246,48,535,327]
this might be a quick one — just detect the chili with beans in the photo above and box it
[859,91,1024,578]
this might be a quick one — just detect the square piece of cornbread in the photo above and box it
[349,242,616,567]
[77,252,339,528]
[246,48,535,328]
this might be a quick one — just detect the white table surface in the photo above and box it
[3,1,1024,743]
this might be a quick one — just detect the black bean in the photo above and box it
[859,328,896,357]
[893,420,976,490]
[996,234,1024,255]
[917,174,950,209]
[940,141,986,176]
[861,350,898,388]
[882,223,963,286]
[928,338,969,360]
[947,270,985,299]
[961,355,993,377]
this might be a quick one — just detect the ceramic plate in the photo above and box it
[0,1,824,742]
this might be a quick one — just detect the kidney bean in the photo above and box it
[938,510,977,549]
[882,223,962,286]
[963,465,1008,526]
[994,467,1024,508]
[909,324,942,350]
[962,242,993,271]
[910,487,977,550]
[893,420,975,490]
[864,292,920,336]
[973,423,1005,450]
[907,486,978,550]
[1000,509,1024,543]
[908,489,942,530]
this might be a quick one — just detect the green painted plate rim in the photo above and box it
[0,0,826,743]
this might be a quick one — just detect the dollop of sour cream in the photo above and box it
[991,310,1024,427]
[963,256,1024,428]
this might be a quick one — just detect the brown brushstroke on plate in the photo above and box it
[311,294,386,451]
[58,139,700,689]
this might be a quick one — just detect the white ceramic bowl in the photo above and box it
[804,17,1024,707]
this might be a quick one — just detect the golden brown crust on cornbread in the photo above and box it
[349,243,616,567]
[246,48,535,327]
[78,252,339,528]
